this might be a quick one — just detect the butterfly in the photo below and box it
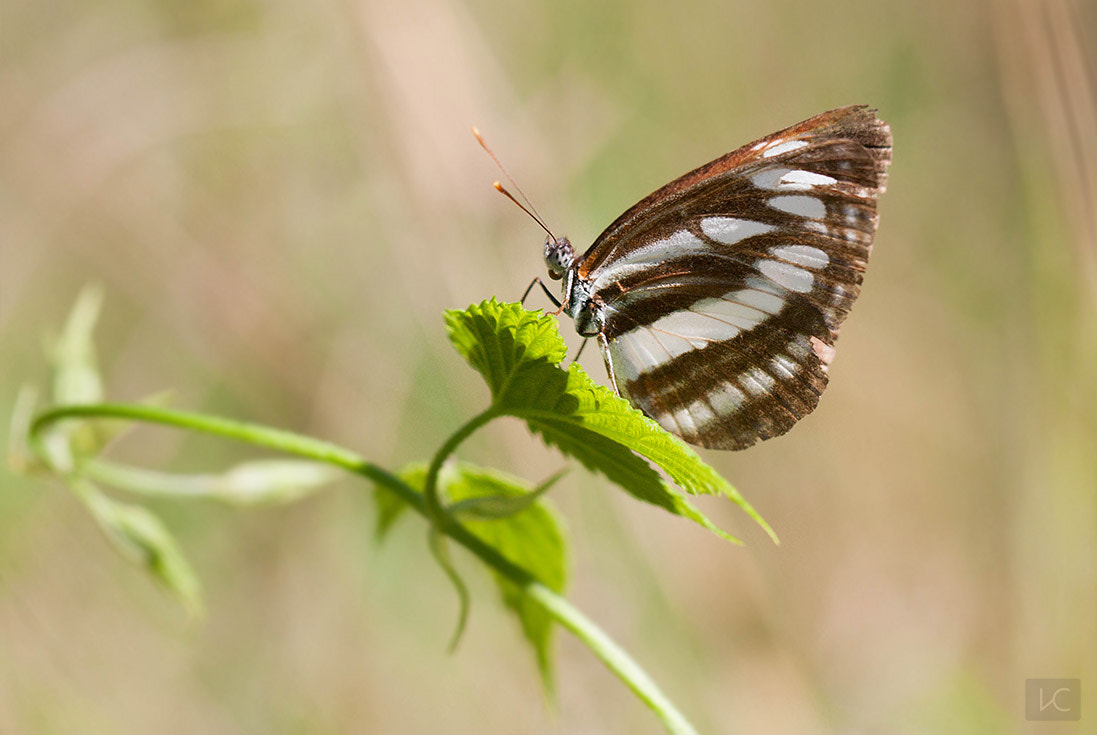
[488,105,891,450]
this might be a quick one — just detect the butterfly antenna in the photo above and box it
[471,126,557,240]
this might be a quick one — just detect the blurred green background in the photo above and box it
[2,0,1095,732]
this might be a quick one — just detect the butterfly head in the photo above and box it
[544,235,576,280]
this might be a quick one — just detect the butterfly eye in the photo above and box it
[544,236,575,280]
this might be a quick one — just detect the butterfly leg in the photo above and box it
[520,277,561,308]
[570,337,591,364]
[598,333,621,395]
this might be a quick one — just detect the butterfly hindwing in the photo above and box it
[600,271,832,449]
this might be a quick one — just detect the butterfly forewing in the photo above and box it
[579,106,892,450]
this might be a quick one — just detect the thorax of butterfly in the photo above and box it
[535,105,892,451]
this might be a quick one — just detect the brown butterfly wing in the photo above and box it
[580,106,892,449]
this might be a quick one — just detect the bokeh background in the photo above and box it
[2,0,1095,732]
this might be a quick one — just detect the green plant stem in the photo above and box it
[28,402,699,735]
[29,404,420,510]
[423,406,499,524]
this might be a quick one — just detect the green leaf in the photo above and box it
[46,286,107,461]
[527,416,740,542]
[445,298,567,403]
[51,285,105,407]
[440,462,567,691]
[449,468,567,520]
[84,458,342,506]
[394,460,567,690]
[78,480,203,616]
[44,285,151,463]
[445,299,775,543]
[7,385,41,474]
[206,459,342,504]
[373,463,422,542]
